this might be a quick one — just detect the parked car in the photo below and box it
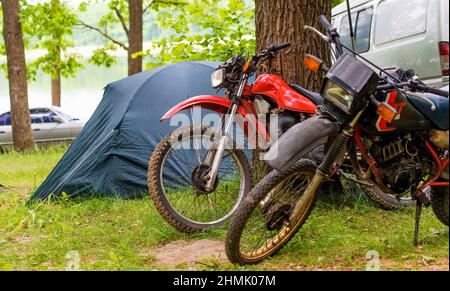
[0,107,85,147]
[332,0,449,88]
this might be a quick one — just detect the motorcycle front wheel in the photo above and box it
[225,159,318,265]
[148,126,252,233]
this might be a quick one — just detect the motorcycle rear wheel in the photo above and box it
[361,184,416,210]
[431,185,449,226]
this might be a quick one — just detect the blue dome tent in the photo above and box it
[31,61,223,200]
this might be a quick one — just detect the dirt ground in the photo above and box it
[146,239,227,268]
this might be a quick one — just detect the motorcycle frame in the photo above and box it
[160,72,317,191]
[419,139,449,190]
[161,75,317,146]
[354,124,449,198]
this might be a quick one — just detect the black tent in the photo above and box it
[32,61,222,200]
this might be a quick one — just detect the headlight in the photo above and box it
[211,69,225,88]
[322,79,355,113]
[321,53,380,114]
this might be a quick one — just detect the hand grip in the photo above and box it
[273,42,292,51]
[319,15,333,32]
[425,87,449,98]
[268,42,292,52]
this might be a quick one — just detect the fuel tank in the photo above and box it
[251,74,317,114]
[360,91,431,136]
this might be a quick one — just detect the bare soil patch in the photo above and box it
[148,239,226,268]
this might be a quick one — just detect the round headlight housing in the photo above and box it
[211,69,225,89]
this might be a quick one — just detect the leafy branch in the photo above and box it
[113,6,129,37]
[77,20,129,50]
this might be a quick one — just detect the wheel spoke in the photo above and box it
[158,129,247,225]
[238,169,315,258]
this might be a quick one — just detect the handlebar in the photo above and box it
[377,80,449,98]
[319,15,333,32]
[256,42,292,62]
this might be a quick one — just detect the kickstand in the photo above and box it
[414,200,423,247]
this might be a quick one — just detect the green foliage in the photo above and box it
[78,0,186,68]
[20,0,83,80]
[88,44,117,68]
[333,0,346,7]
[98,0,128,30]
[0,1,40,80]
[141,0,255,69]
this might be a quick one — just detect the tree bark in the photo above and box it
[253,0,332,181]
[51,0,62,107]
[1,0,35,151]
[128,0,143,76]
[51,42,62,107]
[256,0,331,91]
[51,69,61,107]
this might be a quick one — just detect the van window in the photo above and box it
[375,0,428,45]
[340,8,373,53]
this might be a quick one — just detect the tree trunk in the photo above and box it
[51,43,61,107]
[51,70,61,107]
[256,0,331,91]
[1,0,35,152]
[128,0,143,76]
[51,0,62,107]
[253,0,332,181]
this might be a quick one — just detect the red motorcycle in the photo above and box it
[148,42,323,233]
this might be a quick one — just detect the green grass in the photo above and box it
[0,146,448,271]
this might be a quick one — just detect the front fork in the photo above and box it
[289,110,365,224]
[204,103,239,191]
[203,75,248,191]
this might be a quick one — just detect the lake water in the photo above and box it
[0,58,128,120]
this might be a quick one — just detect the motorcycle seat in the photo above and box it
[289,84,324,105]
[407,86,449,130]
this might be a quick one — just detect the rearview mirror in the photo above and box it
[52,116,64,123]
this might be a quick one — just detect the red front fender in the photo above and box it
[161,95,249,122]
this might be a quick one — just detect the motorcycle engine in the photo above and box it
[370,138,429,194]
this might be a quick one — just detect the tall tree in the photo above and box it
[22,0,82,107]
[253,0,332,180]
[1,0,34,151]
[79,0,184,76]
[256,0,331,92]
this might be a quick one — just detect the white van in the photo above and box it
[332,0,449,87]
